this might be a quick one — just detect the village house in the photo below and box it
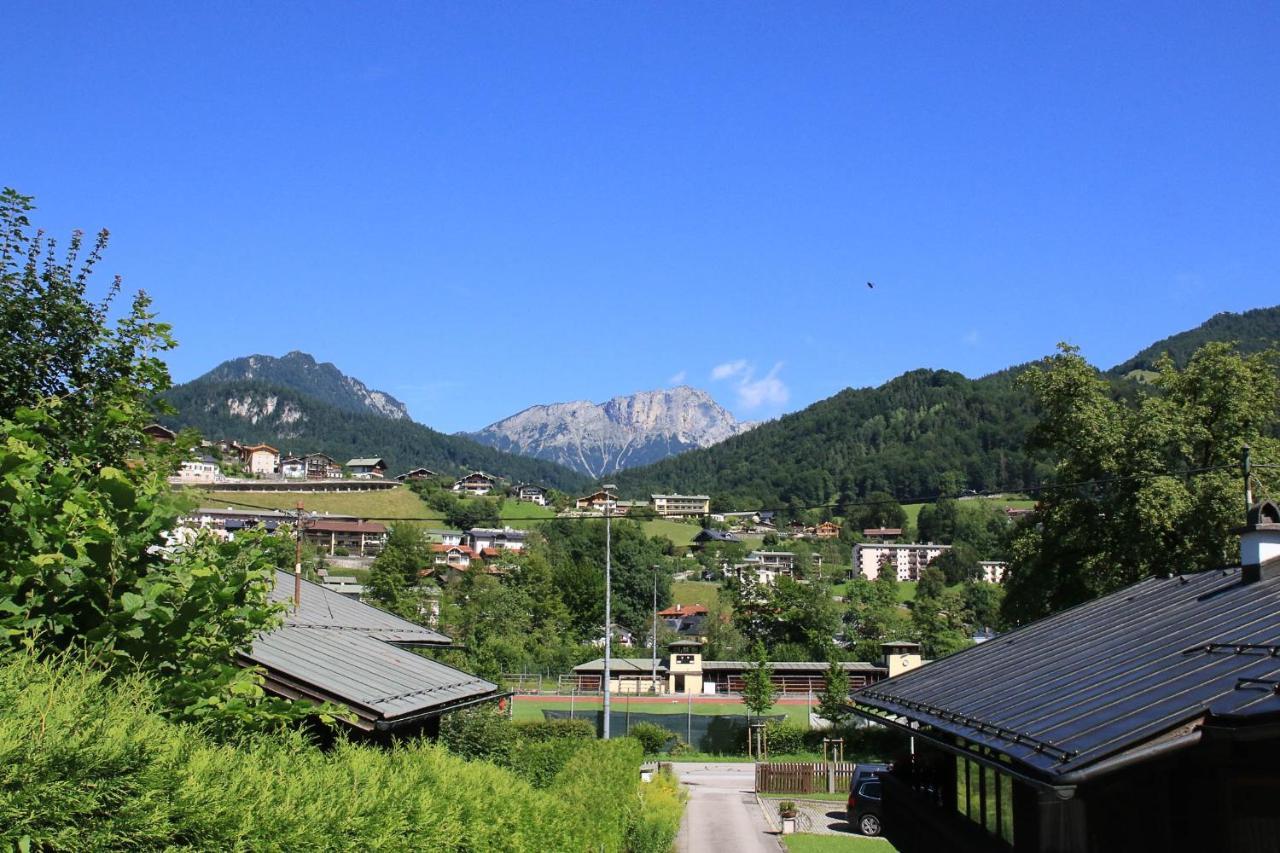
[650,493,711,517]
[426,529,465,547]
[303,519,388,556]
[854,541,951,581]
[692,528,741,550]
[466,527,527,553]
[432,543,477,570]
[176,456,222,484]
[815,520,842,539]
[345,457,388,479]
[305,452,342,479]
[396,467,436,481]
[453,471,499,495]
[745,550,798,572]
[850,502,1280,853]
[280,456,307,478]
[240,443,280,476]
[575,489,622,512]
[142,423,176,442]
[512,484,548,506]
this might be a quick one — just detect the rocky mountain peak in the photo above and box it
[194,352,410,420]
[467,386,754,478]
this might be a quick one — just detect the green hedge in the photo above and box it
[0,653,673,852]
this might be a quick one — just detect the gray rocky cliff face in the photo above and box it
[467,386,754,478]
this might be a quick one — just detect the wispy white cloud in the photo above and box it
[710,359,749,381]
[962,329,981,346]
[668,370,687,385]
[709,359,789,410]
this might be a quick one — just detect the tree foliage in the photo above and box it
[1002,342,1280,624]
[816,656,851,726]
[0,190,308,734]
[740,641,777,720]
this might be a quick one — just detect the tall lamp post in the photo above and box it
[602,483,617,739]
[651,564,660,695]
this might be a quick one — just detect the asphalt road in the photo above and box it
[674,763,780,853]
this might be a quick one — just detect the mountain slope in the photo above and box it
[613,369,1042,506]
[467,386,755,477]
[162,379,590,492]
[614,306,1280,507]
[1108,305,1280,376]
[195,352,411,420]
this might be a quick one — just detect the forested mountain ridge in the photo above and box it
[614,306,1280,507]
[193,351,411,420]
[467,386,755,477]
[1108,305,1280,376]
[613,368,1044,507]
[162,379,591,491]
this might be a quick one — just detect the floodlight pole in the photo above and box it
[652,564,659,694]
[294,500,304,610]
[603,483,617,739]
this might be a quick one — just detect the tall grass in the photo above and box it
[0,653,681,852]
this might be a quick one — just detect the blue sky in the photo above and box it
[6,2,1278,433]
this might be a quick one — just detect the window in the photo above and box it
[860,781,882,800]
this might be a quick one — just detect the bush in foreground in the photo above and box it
[0,653,678,852]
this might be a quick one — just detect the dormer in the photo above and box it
[1240,500,1280,583]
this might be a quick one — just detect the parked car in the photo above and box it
[847,763,890,836]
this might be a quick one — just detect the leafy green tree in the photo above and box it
[366,523,433,618]
[0,191,311,735]
[741,641,777,722]
[916,566,947,600]
[815,657,851,726]
[911,586,972,659]
[932,542,981,585]
[1003,342,1280,624]
[962,581,1005,631]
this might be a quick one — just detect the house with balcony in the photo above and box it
[513,484,548,506]
[305,453,341,479]
[854,542,950,581]
[240,444,280,476]
[453,471,498,495]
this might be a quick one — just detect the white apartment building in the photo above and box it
[979,560,1008,584]
[650,494,711,517]
[176,458,222,484]
[855,542,951,581]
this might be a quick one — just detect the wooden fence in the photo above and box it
[755,761,859,795]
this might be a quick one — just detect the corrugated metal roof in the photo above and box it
[245,627,496,723]
[246,572,498,726]
[269,571,451,644]
[853,567,1280,779]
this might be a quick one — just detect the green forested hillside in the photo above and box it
[163,380,591,491]
[1109,305,1280,375]
[614,368,1047,507]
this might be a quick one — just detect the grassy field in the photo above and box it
[197,486,440,521]
[640,518,702,546]
[499,498,556,524]
[670,580,723,610]
[783,834,898,852]
[901,496,1035,531]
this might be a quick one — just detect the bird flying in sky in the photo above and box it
[866,281,875,289]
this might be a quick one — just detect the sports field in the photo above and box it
[511,694,813,726]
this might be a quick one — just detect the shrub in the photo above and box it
[508,738,589,788]
[628,722,675,755]
[0,652,660,851]
[763,720,806,756]
[440,704,516,763]
[514,717,595,743]
[626,767,686,853]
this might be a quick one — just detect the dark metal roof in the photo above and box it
[853,566,1280,780]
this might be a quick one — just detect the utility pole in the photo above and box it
[651,564,659,695]
[293,500,304,611]
[602,483,616,739]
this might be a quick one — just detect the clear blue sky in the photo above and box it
[6,2,1278,433]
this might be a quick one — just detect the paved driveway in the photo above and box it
[673,763,780,853]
